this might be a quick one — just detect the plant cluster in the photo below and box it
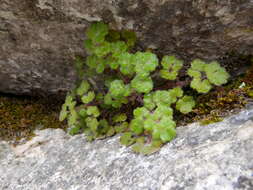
[60,22,230,154]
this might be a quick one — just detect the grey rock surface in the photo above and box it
[1,107,253,190]
[1,0,253,95]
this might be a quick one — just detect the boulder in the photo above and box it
[0,0,253,95]
[0,106,253,189]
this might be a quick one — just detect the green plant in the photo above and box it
[60,22,230,155]
[187,59,229,93]
[160,55,183,80]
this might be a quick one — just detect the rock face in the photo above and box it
[1,106,253,190]
[1,0,253,95]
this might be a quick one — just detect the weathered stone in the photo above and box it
[0,106,253,190]
[0,0,253,95]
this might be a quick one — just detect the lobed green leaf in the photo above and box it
[120,132,135,146]
[176,95,195,114]
[86,22,109,43]
[81,91,95,104]
[190,78,212,93]
[69,125,81,135]
[77,81,90,96]
[168,87,183,103]
[86,106,100,117]
[130,118,144,135]
[205,61,229,86]
[131,75,153,93]
[113,113,127,123]
[109,80,131,98]
[110,41,128,58]
[117,52,135,76]
[134,52,159,74]
[85,117,99,132]
[93,42,111,57]
[153,90,173,106]
[160,55,183,80]
[191,59,206,71]
[143,94,156,110]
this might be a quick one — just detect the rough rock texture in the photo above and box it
[0,0,253,95]
[1,106,253,190]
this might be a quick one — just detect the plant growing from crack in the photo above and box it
[60,22,230,155]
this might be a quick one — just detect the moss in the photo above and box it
[197,80,251,123]
[247,90,253,97]
[200,115,223,125]
[0,94,67,144]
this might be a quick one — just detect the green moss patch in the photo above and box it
[0,94,67,144]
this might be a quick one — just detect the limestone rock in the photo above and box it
[0,106,253,189]
[0,0,253,95]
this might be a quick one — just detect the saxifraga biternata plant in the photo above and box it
[59,22,230,155]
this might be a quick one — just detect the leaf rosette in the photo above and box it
[188,59,229,93]
[160,55,183,80]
